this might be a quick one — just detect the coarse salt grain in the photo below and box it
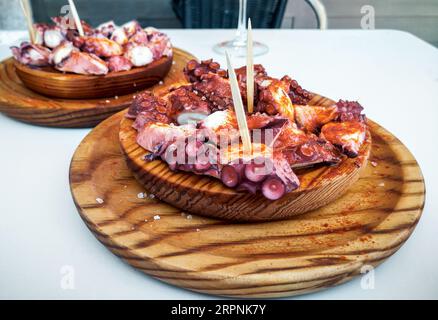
[105,100,110,103]
[181,212,186,217]
[153,215,161,220]
[148,194,155,199]
[114,95,119,99]
[159,81,164,85]
[196,228,200,232]
[96,198,104,204]
[172,61,176,65]
[371,161,378,167]
[379,182,385,187]
[186,214,192,220]
[137,192,146,199]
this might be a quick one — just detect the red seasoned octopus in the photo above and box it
[128,59,368,200]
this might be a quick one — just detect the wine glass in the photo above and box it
[213,0,268,57]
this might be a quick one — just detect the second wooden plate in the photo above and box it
[0,48,195,128]
[14,54,172,99]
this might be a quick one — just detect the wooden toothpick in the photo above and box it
[246,18,254,114]
[19,0,36,43]
[68,0,84,36]
[226,51,252,156]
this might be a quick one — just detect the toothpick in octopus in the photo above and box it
[246,18,254,114]
[225,51,252,158]
[68,0,84,37]
[19,0,36,44]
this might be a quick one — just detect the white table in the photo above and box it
[0,29,437,300]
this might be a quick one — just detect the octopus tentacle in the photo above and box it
[184,59,227,83]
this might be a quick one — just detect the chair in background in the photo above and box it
[172,0,327,29]
[305,0,327,29]
[172,0,287,28]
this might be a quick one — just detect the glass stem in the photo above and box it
[233,0,247,46]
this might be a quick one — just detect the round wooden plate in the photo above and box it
[119,95,372,221]
[70,110,425,298]
[14,55,172,100]
[0,48,195,128]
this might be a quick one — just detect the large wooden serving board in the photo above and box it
[69,111,425,298]
[0,48,194,128]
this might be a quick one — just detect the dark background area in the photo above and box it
[1,0,437,47]
[29,0,287,29]
[30,0,184,27]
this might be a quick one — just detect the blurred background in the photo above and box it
[1,0,437,47]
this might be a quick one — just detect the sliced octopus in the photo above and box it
[128,59,368,200]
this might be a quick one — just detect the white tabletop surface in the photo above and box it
[0,29,437,300]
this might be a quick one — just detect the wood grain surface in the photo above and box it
[14,55,172,99]
[119,94,372,221]
[69,110,425,298]
[0,48,195,128]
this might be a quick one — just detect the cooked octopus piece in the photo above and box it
[50,41,76,65]
[122,20,142,38]
[82,37,123,58]
[198,109,288,132]
[281,75,314,105]
[124,44,154,67]
[55,51,108,75]
[184,59,227,83]
[128,92,170,129]
[128,29,149,45]
[320,121,367,157]
[10,42,51,66]
[146,31,173,59]
[272,121,341,168]
[257,78,295,122]
[193,73,233,111]
[234,64,267,83]
[136,122,197,157]
[33,24,65,49]
[294,104,338,133]
[335,100,365,122]
[110,27,129,45]
[162,85,212,124]
[234,64,267,104]
[281,139,342,169]
[220,144,300,199]
[107,55,132,72]
[96,20,116,37]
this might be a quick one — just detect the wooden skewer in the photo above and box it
[225,51,252,156]
[246,18,254,114]
[19,0,36,43]
[68,0,84,37]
